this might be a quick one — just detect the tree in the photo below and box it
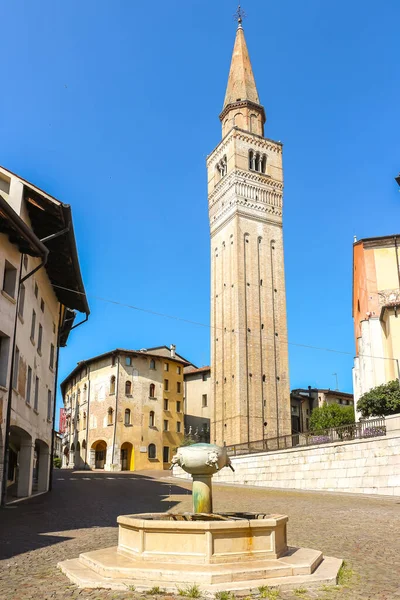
[357,379,400,418]
[309,403,355,432]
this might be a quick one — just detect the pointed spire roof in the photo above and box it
[223,24,260,110]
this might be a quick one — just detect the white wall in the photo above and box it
[173,415,400,497]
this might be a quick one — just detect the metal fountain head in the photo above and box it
[170,443,234,514]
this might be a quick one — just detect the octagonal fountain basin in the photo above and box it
[59,511,342,594]
[117,512,288,564]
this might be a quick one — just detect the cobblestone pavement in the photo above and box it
[0,470,399,600]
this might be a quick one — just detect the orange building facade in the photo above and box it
[352,235,400,414]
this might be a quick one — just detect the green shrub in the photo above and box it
[309,404,355,432]
[357,380,400,418]
[53,457,62,469]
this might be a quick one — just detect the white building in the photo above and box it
[0,165,89,503]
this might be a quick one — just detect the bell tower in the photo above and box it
[208,13,291,445]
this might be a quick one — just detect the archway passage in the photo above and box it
[120,442,134,471]
[34,439,51,493]
[8,426,33,499]
[92,441,107,469]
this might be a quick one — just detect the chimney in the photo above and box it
[170,344,176,358]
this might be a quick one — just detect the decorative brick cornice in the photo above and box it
[219,100,266,124]
[234,130,282,153]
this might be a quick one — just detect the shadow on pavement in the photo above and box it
[0,470,190,561]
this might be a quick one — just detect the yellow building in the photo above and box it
[353,235,400,413]
[61,345,188,471]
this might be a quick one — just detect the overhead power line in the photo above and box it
[52,283,396,364]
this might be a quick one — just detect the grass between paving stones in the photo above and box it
[293,590,308,597]
[336,561,355,587]
[147,586,165,595]
[256,586,281,599]
[177,584,202,598]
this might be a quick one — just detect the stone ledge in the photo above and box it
[58,552,341,596]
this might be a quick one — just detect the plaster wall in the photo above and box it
[184,370,211,433]
[174,415,400,496]
[63,352,184,471]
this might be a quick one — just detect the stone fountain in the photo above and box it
[59,443,342,594]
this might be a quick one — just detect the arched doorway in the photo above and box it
[92,441,107,469]
[120,442,134,471]
[34,439,51,493]
[63,446,69,468]
[8,426,33,500]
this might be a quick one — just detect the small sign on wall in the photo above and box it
[140,446,147,453]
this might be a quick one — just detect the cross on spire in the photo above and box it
[234,4,246,28]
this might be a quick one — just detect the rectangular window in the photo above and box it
[176,366,181,374]
[34,376,39,411]
[12,347,19,389]
[177,401,181,413]
[164,398,168,410]
[163,446,169,463]
[40,298,45,313]
[26,366,32,405]
[202,394,208,408]
[47,390,52,420]
[125,356,132,366]
[49,344,55,369]
[30,310,36,341]
[0,332,11,387]
[34,282,38,298]
[177,381,181,393]
[163,420,168,431]
[18,283,25,318]
[2,260,17,299]
[37,324,43,353]
[176,421,181,433]
[164,363,169,371]
[164,379,169,391]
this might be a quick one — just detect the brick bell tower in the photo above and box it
[208,12,291,445]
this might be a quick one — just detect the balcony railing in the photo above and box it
[226,417,386,457]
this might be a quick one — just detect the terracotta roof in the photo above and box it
[223,25,260,109]
[61,347,194,391]
[184,365,211,376]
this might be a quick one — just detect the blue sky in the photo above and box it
[1,0,399,413]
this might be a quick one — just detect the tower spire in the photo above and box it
[219,7,266,137]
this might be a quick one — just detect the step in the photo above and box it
[58,554,343,596]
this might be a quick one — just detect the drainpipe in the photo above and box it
[84,366,91,469]
[111,355,120,467]
[49,312,88,488]
[48,304,62,492]
[1,254,48,506]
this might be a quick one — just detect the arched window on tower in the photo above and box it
[110,376,116,395]
[150,359,156,370]
[149,383,155,398]
[83,411,87,430]
[250,113,258,133]
[124,409,131,426]
[107,407,114,425]
[125,380,132,395]
[148,443,156,459]
[249,150,254,170]
[261,154,267,173]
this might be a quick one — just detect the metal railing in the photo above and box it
[226,417,387,457]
